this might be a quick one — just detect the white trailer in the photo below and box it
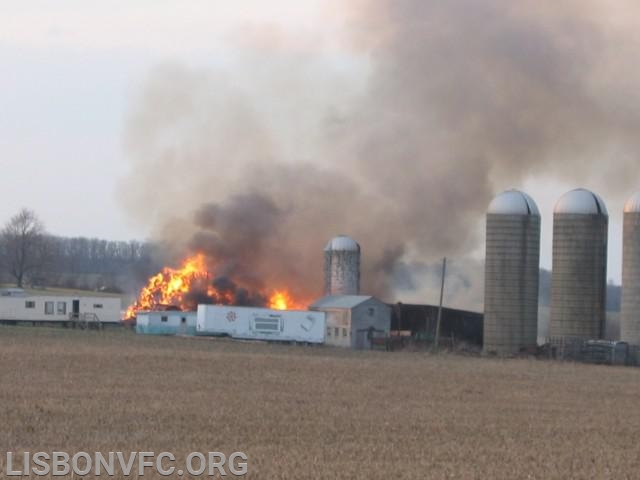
[196,305,326,344]
[0,288,121,324]
[136,311,197,335]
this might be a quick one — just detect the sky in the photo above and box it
[0,1,635,285]
[0,1,328,241]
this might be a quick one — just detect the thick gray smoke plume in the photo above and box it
[120,0,640,308]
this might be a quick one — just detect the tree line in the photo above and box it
[0,208,159,292]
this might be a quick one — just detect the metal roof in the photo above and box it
[554,188,608,216]
[624,192,640,213]
[324,235,360,252]
[309,295,374,309]
[487,189,540,216]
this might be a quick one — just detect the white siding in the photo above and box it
[197,305,326,343]
[0,296,121,323]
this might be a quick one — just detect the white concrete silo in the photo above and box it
[324,235,360,296]
[483,190,541,355]
[621,192,640,345]
[550,188,608,340]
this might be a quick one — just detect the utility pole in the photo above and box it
[434,257,447,349]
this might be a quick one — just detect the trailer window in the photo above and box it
[57,302,67,315]
[44,301,54,315]
[161,316,168,323]
[334,327,339,337]
[253,317,281,332]
[327,327,331,337]
[93,304,103,309]
[343,328,348,337]
[25,301,35,309]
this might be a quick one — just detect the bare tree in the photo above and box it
[0,209,48,287]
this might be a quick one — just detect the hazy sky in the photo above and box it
[0,1,635,284]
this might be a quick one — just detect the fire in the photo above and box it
[269,290,292,310]
[125,254,307,319]
[125,254,210,319]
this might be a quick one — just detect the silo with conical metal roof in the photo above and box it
[483,189,541,355]
[550,188,608,339]
[621,192,640,345]
[324,235,361,296]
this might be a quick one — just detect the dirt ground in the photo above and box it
[1,326,639,479]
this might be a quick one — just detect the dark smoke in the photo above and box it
[120,0,640,308]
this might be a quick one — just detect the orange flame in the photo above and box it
[125,254,210,319]
[125,254,307,319]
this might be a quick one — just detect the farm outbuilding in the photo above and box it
[309,295,391,349]
[0,288,121,325]
[136,311,197,335]
[390,303,484,346]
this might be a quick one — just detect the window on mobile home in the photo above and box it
[57,302,67,315]
[44,302,54,315]
[93,304,103,309]
[25,301,35,309]
[161,316,168,323]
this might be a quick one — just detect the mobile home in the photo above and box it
[0,288,121,324]
[197,305,326,344]
[136,311,197,335]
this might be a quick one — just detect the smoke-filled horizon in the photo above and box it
[119,0,640,310]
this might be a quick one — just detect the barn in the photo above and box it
[309,295,391,349]
[0,287,122,325]
[136,311,197,335]
[390,303,484,346]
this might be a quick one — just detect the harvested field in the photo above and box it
[1,326,640,479]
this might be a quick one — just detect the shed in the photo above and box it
[309,295,391,349]
[390,303,484,346]
[136,311,197,335]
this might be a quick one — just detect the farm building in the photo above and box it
[309,295,391,349]
[197,305,326,343]
[0,288,121,325]
[136,311,197,335]
[390,303,484,346]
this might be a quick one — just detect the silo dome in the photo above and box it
[624,192,640,213]
[621,191,640,345]
[324,235,360,252]
[550,188,608,341]
[323,235,360,296]
[554,188,608,216]
[484,189,541,355]
[487,189,540,216]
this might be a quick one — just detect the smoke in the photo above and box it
[120,0,640,308]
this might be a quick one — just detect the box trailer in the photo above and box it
[136,311,197,335]
[196,305,326,344]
